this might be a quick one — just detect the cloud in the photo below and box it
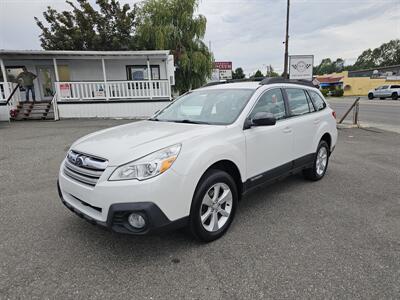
[1,0,399,76]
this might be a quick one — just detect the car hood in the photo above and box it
[71,120,222,166]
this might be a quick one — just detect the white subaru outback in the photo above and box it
[58,78,337,242]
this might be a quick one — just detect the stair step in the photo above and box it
[11,101,55,121]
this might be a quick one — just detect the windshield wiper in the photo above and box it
[174,119,210,125]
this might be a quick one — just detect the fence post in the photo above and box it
[338,97,360,124]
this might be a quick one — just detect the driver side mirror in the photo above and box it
[252,112,276,126]
[244,112,276,129]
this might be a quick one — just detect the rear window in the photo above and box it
[308,90,327,111]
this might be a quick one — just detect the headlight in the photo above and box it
[108,144,181,181]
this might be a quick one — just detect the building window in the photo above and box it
[126,65,160,81]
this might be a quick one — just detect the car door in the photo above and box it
[283,88,316,165]
[244,88,293,184]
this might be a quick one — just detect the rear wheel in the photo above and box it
[368,93,374,100]
[189,169,238,242]
[392,93,398,100]
[303,140,330,181]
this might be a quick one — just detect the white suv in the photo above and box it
[58,78,337,242]
[368,84,400,100]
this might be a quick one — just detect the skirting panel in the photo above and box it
[0,105,9,121]
[57,101,170,118]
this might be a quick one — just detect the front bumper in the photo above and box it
[57,181,188,234]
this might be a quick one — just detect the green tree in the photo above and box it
[35,0,138,50]
[232,67,245,79]
[135,0,213,93]
[251,70,263,78]
[266,65,279,77]
[353,39,400,70]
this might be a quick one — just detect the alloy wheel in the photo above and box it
[316,146,328,176]
[200,182,233,232]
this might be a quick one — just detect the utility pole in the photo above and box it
[283,0,290,79]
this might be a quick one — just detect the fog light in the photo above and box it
[128,213,146,229]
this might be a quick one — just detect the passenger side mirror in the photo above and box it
[252,112,276,126]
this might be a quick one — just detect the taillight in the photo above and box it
[332,111,337,119]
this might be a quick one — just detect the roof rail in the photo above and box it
[203,77,265,87]
[259,77,316,87]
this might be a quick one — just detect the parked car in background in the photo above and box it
[58,78,338,242]
[368,85,400,100]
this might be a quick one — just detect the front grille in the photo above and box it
[63,151,108,187]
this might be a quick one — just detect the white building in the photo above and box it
[0,50,175,121]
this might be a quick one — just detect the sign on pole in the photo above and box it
[289,55,314,80]
[212,61,233,81]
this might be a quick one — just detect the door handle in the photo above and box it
[283,127,292,133]
[313,118,321,124]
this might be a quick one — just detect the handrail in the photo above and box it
[5,83,20,106]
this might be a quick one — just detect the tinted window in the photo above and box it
[391,85,400,88]
[285,88,310,116]
[308,90,327,111]
[249,89,286,120]
[305,92,316,112]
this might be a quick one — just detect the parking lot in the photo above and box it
[0,120,399,299]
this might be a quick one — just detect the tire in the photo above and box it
[303,140,330,181]
[368,93,374,100]
[189,169,238,242]
[392,93,398,100]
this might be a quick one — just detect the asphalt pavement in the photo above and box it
[0,120,399,299]
[327,97,400,133]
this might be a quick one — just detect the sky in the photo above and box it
[0,0,399,76]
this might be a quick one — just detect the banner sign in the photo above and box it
[289,55,314,80]
[59,83,71,98]
[213,61,232,70]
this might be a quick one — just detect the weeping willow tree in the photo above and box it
[136,0,213,93]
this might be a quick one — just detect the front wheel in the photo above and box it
[368,93,374,100]
[189,169,238,242]
[303,140,330,181]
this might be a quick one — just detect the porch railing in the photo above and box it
[0,82,12,102]
[56,80,170,101]
[0,82,21,106]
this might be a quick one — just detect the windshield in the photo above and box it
[152,89,255,125]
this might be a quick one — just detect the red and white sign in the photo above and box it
[213,62,232,70]
[59,83,71,98]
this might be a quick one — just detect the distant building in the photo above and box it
[316,64,400,96]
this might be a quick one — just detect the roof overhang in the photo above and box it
[0,50,171,60]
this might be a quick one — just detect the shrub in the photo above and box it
[321,88,330,97]
[331,88,344,97]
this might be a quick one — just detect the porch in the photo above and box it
[0,50,175,120]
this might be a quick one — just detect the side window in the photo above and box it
[308,90,327,111]
[249,88,286,120]
[285,88,310,116]
[305,92,316,112]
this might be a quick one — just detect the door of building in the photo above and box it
[37,66,56,101]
